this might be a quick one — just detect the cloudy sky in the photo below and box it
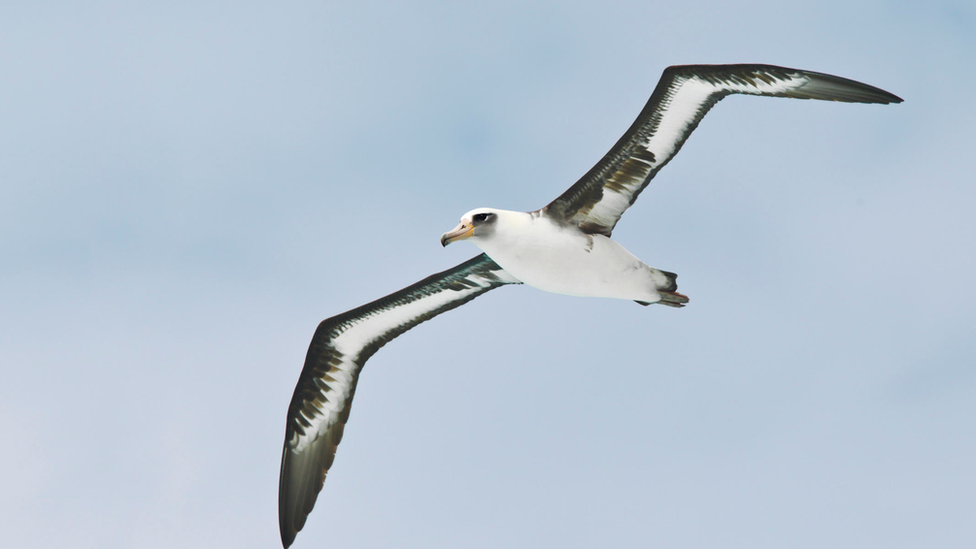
[2,1,974,548]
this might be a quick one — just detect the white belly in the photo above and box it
[473,216,665,302]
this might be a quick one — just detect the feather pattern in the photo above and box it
[543,64,903,235]
[279,253,520,547]
[278,63,902,548]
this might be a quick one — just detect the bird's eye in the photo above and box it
[473,213,491,222]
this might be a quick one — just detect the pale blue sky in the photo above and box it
[2,2,974,548]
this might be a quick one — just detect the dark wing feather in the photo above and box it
[543,64,903,235]
[279,253,520,547]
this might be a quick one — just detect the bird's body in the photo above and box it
[455,208,677,304]
[277,63,902,547]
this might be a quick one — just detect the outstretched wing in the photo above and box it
[543,64,903,236]
[279,253,520,547]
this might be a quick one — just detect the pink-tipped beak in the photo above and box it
[440,222,473,247]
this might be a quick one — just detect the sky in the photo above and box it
[1,1,974,548]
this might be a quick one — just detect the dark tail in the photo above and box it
[655,289,689,308]
[634,269,689,308]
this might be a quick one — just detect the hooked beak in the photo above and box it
[440,222,473,247]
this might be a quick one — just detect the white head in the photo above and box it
[440,208,502,247]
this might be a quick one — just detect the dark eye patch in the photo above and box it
[473,213,491,222]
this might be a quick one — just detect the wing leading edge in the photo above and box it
[279,253,520,547]
[544,64,903,235]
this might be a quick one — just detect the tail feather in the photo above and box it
[656,290,689,308]
[634,268,689,308]
[658,269,679,292]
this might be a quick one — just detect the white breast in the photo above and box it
[472,212,664,302]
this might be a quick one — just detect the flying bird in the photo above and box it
[278,63,901,547]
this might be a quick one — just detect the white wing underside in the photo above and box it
[278,253,519,547]
[582,73,806,229]
[290,264,520,453]
[545,65,902,235]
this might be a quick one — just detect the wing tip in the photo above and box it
[278,446,300,548]
[797,71,904,105]
[280,528,296,549]
[662,64,903,105]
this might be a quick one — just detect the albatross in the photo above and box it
[279,63,901,547]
